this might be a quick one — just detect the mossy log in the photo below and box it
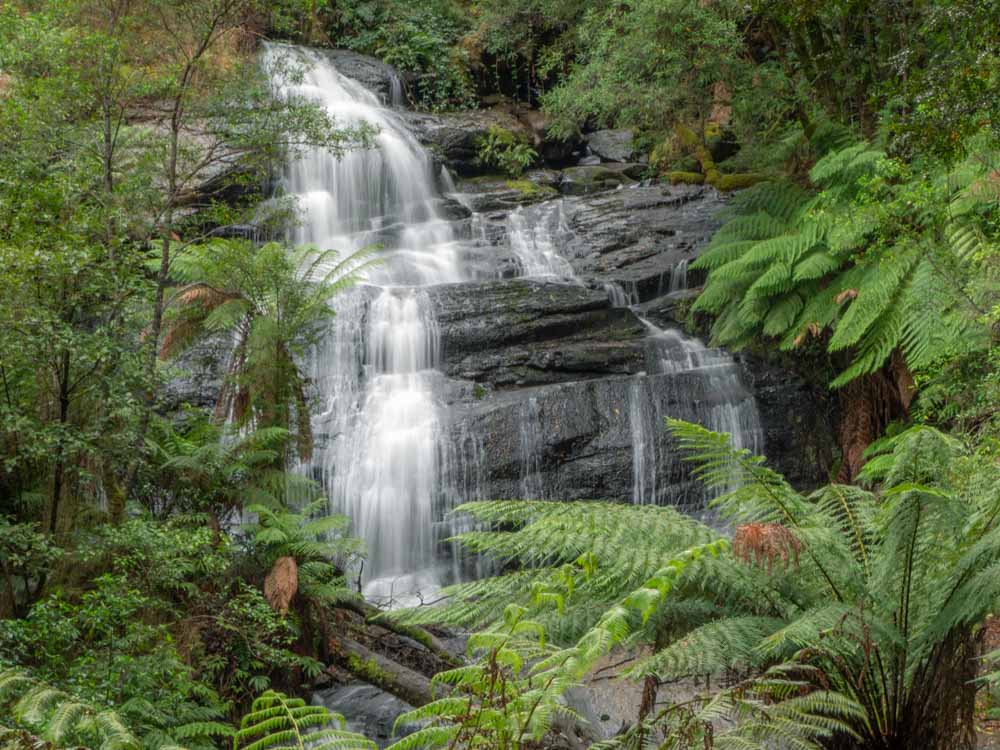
[335,597,462,668]
[668,171,705,185]
[327,635,437,707]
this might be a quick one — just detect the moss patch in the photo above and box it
[668,171,706,185]
[505,179,558,200]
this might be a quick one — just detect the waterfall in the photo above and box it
[669,258,689,292]
[264,43,765,601]
[605,280,639,308]
[265,44,466,604]
[518,397,545,498]
[629,322,763,507]
[506,201,577,279]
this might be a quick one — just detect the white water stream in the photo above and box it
[266,44,469,604]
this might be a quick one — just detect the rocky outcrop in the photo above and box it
[585,129,636,163]
[459,181,724,300]
[401,109,531,176]
[737,353,839,489]
[440,300,833,503]
[432,180,835,501]
[558,165,636,195]
[402,109,581,176]
[562,184,722,297]
[431,280,647,387]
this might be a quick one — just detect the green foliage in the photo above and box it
[270,0,477,110]
[0,0,369,532]
[540,0,748,139]
[234,690,374,750]
[147,418,310,519]
[691,131,998,389]
[246,499,364,605]
[406,419,1000,749]
[0,518,60,617]
[475,127,538,177]
[386,604,577,750]
[0,668,139,750]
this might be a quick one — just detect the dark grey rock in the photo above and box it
[586,129,635,162]
[160,335,230,414]
[399,109,530,176]
[561,184,724,298]
[313,684,416,749]
[314,49,403,105]
[736,353,838,491]
[451,173,561,213]
[431,279,647,387]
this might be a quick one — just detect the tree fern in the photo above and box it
[234,691,374,750]
[0,669,140,750]
[405,419,1000,749]
[691,130,996,394]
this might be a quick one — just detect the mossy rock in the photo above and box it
[668,171,706,185]
[713,172,770,191]
[505,179,558,200]
[560,165,634,195]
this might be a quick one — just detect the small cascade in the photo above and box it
[627,320,763,507]
[630,378,657,504]
[518,397,545,498]
[604,280,639,308]
[506,201,577,279]
[389,74,405,108]
[669,258,689,292]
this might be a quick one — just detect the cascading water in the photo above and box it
[265,44,469,604]
[629,323,763,507]
[506,201,577,279]
[669,258,689,292]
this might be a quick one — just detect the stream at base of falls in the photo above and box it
[264,43,764,608]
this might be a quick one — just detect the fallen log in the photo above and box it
[335,598,462,668]
[328,634,437,708]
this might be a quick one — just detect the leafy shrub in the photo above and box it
[475,126,537,177]
[0,517,59,617]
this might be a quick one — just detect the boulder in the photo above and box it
[586,129,636,162]
[430,279,647,387]
[451,174,561,213]
[559,165,635,195]
[560,183,722,297]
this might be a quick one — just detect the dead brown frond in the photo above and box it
[732,522,802,573]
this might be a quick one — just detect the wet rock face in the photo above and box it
[430,280,647,387]
[432,180,836,501]
[561,183,722,296]
[460,179,723,298]
[313,684,415,749]
[737,353,839,489]
[313,49,402,104]
[401,109,581,175]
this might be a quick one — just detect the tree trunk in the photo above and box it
[49,349,71,534]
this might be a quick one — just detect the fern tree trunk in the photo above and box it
[836,360,912,482]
